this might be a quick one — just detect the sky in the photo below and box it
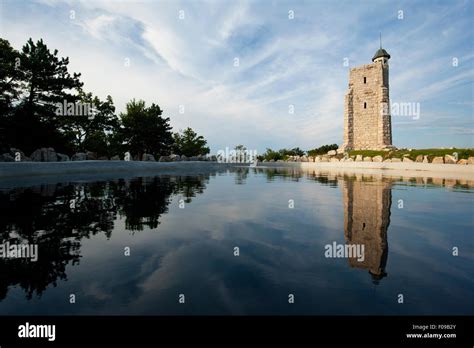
[0,0,473,153]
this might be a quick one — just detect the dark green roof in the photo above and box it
[372,48,390,61]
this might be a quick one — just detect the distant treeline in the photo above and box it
[257,144,338,161]
[0,38,210,159]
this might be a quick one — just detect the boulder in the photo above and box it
[432,156,444,164]
[315,156,321,162]
[159,155,171,162]
[415,155,423,162]
[86,151,97,160]
[0,153,14,162]
[391,158,402,162]
[170,154,181,162]
[468,157,474,165]
[98,156,108,160]
[355,155,363,162]
[111,155,121,161]
[188,156,199,161]
[363,156,372,162]
[142,154,156,161]
[57,153,70,162]
[301,156,308,162]
[269,159,275,162]
[31,148,57,162]
[10,148,30,161]
[457,159,468,165]
[346,158,354,162]
[327,150,337,156]
[422,156,429,163]
[320,156,329,162]
[372,155,383,162]
[262,159,268,163]
[72,152,87,161]
[403,157,414,163]
[330,158,339,162]
[336,148,345,155]
[307,156,314,162]
[181,155,188,161]
[444,155,457,164]
[383,159,392,163]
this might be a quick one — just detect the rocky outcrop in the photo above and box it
[468,157,474,164]
[10,148,30,161]
[444,155,456,164]
[57,153,70,161]
[169,154,180,162]
[391,158,401,162]
[159,155,171,162]
[355,155,363,162]
[31,148,57,162]
[415,155,423,162]
[72,152,87,161]
[142,154,156,161]
[327,150,337,156]
[372,155,383,162]
[98,156,108,160]
[363,156,372,162]
[422,156,429,163]
[86,151,97,160]
[457,159,468,165]
[0,153,14,162]
[403,157,413,163]
[181,155,188,161]
[432,156,444,164]
[110,155,121,161]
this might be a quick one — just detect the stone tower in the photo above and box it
[340,46,393,151]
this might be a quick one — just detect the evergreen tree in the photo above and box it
[120,99,173,160]
[172,127,210,157]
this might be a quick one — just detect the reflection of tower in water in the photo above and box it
[343,176,391,284]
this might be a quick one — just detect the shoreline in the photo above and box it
[262,161,474,180]
[0,160,473,182]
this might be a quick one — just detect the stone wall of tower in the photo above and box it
[341,60,392,150]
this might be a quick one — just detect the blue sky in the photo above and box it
[1,0,473,153]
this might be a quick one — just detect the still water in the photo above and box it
[0,167,473,315]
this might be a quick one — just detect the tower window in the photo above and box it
[364,102,367,109]
[364,77,366,84]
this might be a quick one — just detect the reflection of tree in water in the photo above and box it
[255,168,304,182]
[0,175,209,300]
[234,168,249,185]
